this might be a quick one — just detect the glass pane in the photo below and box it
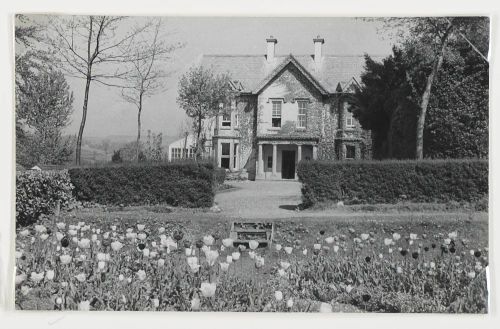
[221,143,230,156]
[221,158,230,169]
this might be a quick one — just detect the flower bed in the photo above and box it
[14,213,488,312]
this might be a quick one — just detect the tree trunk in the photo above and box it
[75,75,92,165]
[415,22,453,159]
[196,115,202,160]
[136,94,143,162]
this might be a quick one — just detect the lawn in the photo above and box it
[14,206,489,313]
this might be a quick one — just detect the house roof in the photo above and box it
[200,54,384,94]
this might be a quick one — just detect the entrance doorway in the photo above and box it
[281,150,296,179]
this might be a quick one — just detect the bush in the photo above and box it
[68,161,215,207]
[214,168,226,186]
[297,159,488,206]
[16,170,75,226]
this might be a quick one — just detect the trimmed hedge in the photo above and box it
[16,170,75,226]
[297,159,488,206]
[68,161,216,208]
[214,167,226,186]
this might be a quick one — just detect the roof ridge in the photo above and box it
[201,53,386,58]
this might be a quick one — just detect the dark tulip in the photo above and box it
[474,250,482,258]
[313,249,320,255]
[61,236,69,248]
[412,252,419,259]
[173,231,184,242]
[46,228,52,235]
[362,294,371,302]
[431,243,436,249]
[21,255,26,260]
[365,256,371,263]
[441,246,448,254]
[138,243,146,250]
[195,240,204,249]
[449,247,456,253]
[183,241,191,249]
[400,249,408,257]
[213,233,220,241]
[102,239,111,247]
[424,247,429,252]
[319,230,325,236]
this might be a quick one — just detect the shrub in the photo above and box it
[297,159,488,206]
[16,170,75,226]
[214,168,226,186]
[68,161,215,207]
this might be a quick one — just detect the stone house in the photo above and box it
[194,36,372,180]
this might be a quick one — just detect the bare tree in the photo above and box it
[46,16,152,165]
[120,18,181,161]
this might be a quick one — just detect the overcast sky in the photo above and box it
[26,16,395,139]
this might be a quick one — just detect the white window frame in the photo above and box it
[272,100,282,128]
[221,113,231,127]
[297,101,307,129]
[345,102,355,128]
[220,142,231,169]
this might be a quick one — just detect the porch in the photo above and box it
[255,138,318,180]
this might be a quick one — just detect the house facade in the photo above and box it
[192,36,372,180]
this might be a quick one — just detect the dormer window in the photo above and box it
[297,101,307,128]
[272,100,282,128]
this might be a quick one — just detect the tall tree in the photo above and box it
[46,15,152,165]
[120,18,181,161]
[381,17,489,159]
[177,66,233,158]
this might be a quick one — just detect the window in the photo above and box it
[346,145,356,159]
[267,156,273,169]
[345,103,355,128]
[297,101,307,128]
[171,148,181,160]
[221,113,231,127]
[234,112,239,128]
[221,143,230,169]
[272,101,282,127]
[233,144,238,169]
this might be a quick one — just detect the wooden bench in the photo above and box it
[229,222,274,248]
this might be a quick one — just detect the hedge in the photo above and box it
[16,170,75,226]
[68,161,216,207]
[297,159,488,206]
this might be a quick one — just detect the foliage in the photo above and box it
[16,170,75,227]
[213,168,227,186]
[15,215,488,312]
[16,68,75,167]
[177,66,234,156]
[297,159,488,206]
[68,161,216,207]
[111,150,123,163]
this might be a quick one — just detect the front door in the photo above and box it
[281,151,296,179]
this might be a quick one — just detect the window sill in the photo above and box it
[220,126,232,130]
[268,127,281,131]
[296,127,306,131]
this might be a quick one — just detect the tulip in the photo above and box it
[280,261,291,270]
[325,237,334,244]
[75,273,86,283]
[91,234,98,242]
[392,233,401,241]
[21,285,31,296]
[119,274,124,281]
[60,255,72,265]
[410,233,418,240]
[157,259,165,267]
[143,248,150,257]
[40,234,49,241]
[468,271,476,279]
[255,256,265,269]
[287,298,294,308]
[302,249,308,256]
[222,238,234,248]
[448,231,458,239]
[19,229,30,237]
[232,252,241,261]
[313,244,321,250]
[187,257,201,273]
[205,250,219,266]
[360,233,369,240]
[275,244,282,251]
[138,233,147,241]
[277,269,286,277]
[35,225,47,233]
[30,271,44,283]
[56,222,66,230]
[284,247,293,254]
[384,238,393,246]
[345,285,353,293]
[136,270,147,281]
[226,255,233,263]
[274,290,283,301]
[396,266,403,274]
[191,297,201,311]
[185,248,193,256]
[15,273,27,285]
[46,270,55,281]
[203,235,215,246]
[319,302,332,313]
[55,232,64,241]
[111,241,124,252]
[78,238,91,249]
[249,240,259,250]
[56,297,63,305]
[220,262,230,272]
[137,224,145,231]
[98,261,106,270]
[152,298,160,309]
[78,300,90,311]
[200,282,216,298]
[333,245,339,253]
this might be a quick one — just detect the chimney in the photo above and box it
[266,36,277,62]
[313,35,324,64]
